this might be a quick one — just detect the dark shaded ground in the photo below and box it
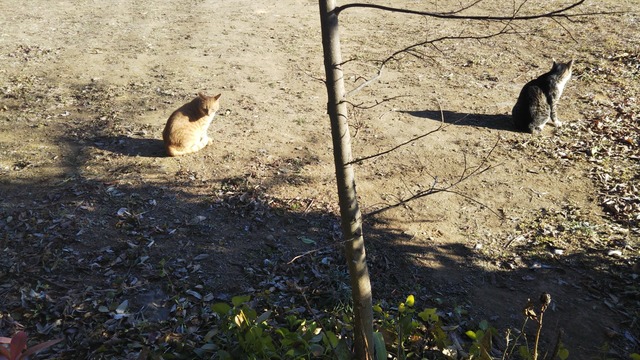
[2,166,637,358]
[401,110,517,132]
[1,0,639,358]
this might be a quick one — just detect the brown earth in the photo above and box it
[1,0,639,358]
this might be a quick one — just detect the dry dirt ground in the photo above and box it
[1,0,639,358]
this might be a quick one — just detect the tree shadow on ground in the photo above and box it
[92,135,166,158]
[1,82,636,358]
[402,109,520,132]
[363,221,637,357]
[1,155,636,358]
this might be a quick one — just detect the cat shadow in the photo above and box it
[93,135,166,158]
[401,110,519,132]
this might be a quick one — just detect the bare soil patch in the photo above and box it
[1,0,638,358]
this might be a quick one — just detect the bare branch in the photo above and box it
[334,0,621,21]
[444,0,486,15]
[365,139,504,218]
[294,64,326,84]
[345,64,384,98]
[344,95,411,110]
[550,16,579,43]
[348,120,447,165]
[349,98,448,165]
[381,22,517,66]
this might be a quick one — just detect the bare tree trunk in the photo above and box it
[318,0,374,358]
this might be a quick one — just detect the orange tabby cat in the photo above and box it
[162,93,221,156]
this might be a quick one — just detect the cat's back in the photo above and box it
[513,74,547,111]
[522,70,553,93]
[162,97,202,136]
[165,98,199,124]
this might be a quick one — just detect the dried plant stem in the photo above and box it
[532,311,544,360]
[503,319,528,360]
[533,293,552,360]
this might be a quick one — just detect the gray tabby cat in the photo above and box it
[512,59,574,133]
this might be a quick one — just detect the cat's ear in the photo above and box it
[198,92,207,99]
[567,59,574,68]
[213,93,221,100]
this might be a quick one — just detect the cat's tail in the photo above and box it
[165,145,183,157]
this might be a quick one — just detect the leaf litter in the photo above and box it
[1,12,639,360]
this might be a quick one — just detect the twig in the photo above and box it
[503,317,529,360]
[344,95,411,110]
[501,328,511,360]
[348,121,447,165]
[550,17,578,43]
[345,64,385,98]
[287,241,347,264]
[335,1,622,21]
[444,0,485,15]
[366,169,500,218]
[294,64,326,84]
[381,22,517,66]
[365,139,503,218]
[503,231,533,248]
[338,1,624,68]
[303,199,315,214]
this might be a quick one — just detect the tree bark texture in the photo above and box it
[318,0,374,358]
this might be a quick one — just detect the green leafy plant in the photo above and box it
[191,293,573,359]
[466,320,498,359]
[372,294,572,360]
[374,295,451,358]
[196,295,351,359]
[0,331,62,360]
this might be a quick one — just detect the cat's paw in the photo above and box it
[552,120,563,127]
[529,124,544,133]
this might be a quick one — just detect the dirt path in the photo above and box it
[1,0,639,358]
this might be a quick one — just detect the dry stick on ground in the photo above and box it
[287,239,350,264]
